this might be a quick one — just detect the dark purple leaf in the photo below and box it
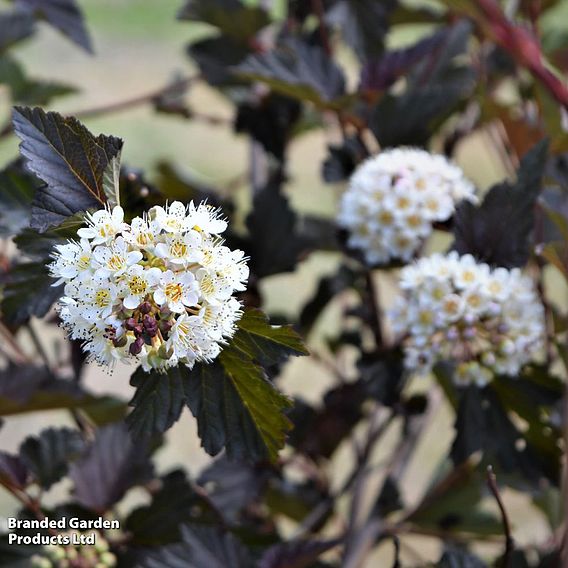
[20,427,84,490]
[141,524,251,568]
[69,423,153,512]
[0,9,35,53]
[0,451,29,489]
[235,37,347,107]
[15,0,93,53]
[258,538,340,568]
[360,27,449,91]
[452,139,549,267]
[12,106,123,232]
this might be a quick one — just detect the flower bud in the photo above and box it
[143,314,158,336]
[113,335,128,348]
[139,301,152,314]
[129,336,145,356]
[124,317,138,331]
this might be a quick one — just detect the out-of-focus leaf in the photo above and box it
[451,382,561,485]
[0,535,41,567]
[188,36,250,87]
[0,159,39,236]
[327,0,396,60]
[19,427,84,490]
[69,423,153,513]
[299,265,358,334]
[407,459,501,536]
[453,139,549,267]
[539,240,568,281]
[288,382,366,458]
[322,136,368,183]
[370,21,474,147]
[198,456,266,523]
[235,37,347,109]
[0,9,35,53]
[246,171,306,278]
[125,470,216,546]
[436,546,487,567]
[0,365,125,423]
[359,348,405,408]
[258,538,340,568]
[141,523,251,568]
[0,261,63,325]
[0,452,29,490]
[360,27,449,91]
[178,0,270,42]
[0,56,75,105]
[12,106,123,232]
[235,94,302,161]
[15,0,93,53]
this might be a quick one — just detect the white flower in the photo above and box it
[153,201,190,233]
[153,270,199,313]
[92,237,143,278]
[337,148,476,265]
[77,206,127,245]
[50,202,248,372]
[76,280,118,322]
[121,265,162,310]
[49,238,93,284]
[389,253,545,386]
[155,231,202,265]
[186,202,228,234]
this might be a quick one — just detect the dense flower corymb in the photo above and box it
[337,148,476,265]
[50,202,248,372]
[389,253,545,386]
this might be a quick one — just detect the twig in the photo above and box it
[311,0,332,56]
[486,466,514,567]
[0,321,30,364]
[365,270,383,350]
[26,322,52,372]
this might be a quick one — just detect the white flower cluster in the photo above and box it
[50,202,248,372]
[390,253,545,386]
[337,148,476,265]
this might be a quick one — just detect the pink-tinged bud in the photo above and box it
[129,336,145,356]
[125,318,138,331]
[139,301,152,314]
[159,319,173,334]
[143,315,158,337]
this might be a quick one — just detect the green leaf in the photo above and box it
[0,261,63,325]
[229,309,309,366]
[19,427,84,490]
[15,0,93,53]
[178,0,270,42]
[234,37,348,109]
[453,139,549,267]
[127,309,307,462]
[12,106,123,232]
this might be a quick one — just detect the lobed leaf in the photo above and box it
[0,9,35,54]
[127,309,307,462]
[69,423,153,513]
[140,523,251,568]
[19,427,84,490]
[234,37,347,109]
[452,139,549,267]
[12,106,123,232]
[15,0,93,53]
